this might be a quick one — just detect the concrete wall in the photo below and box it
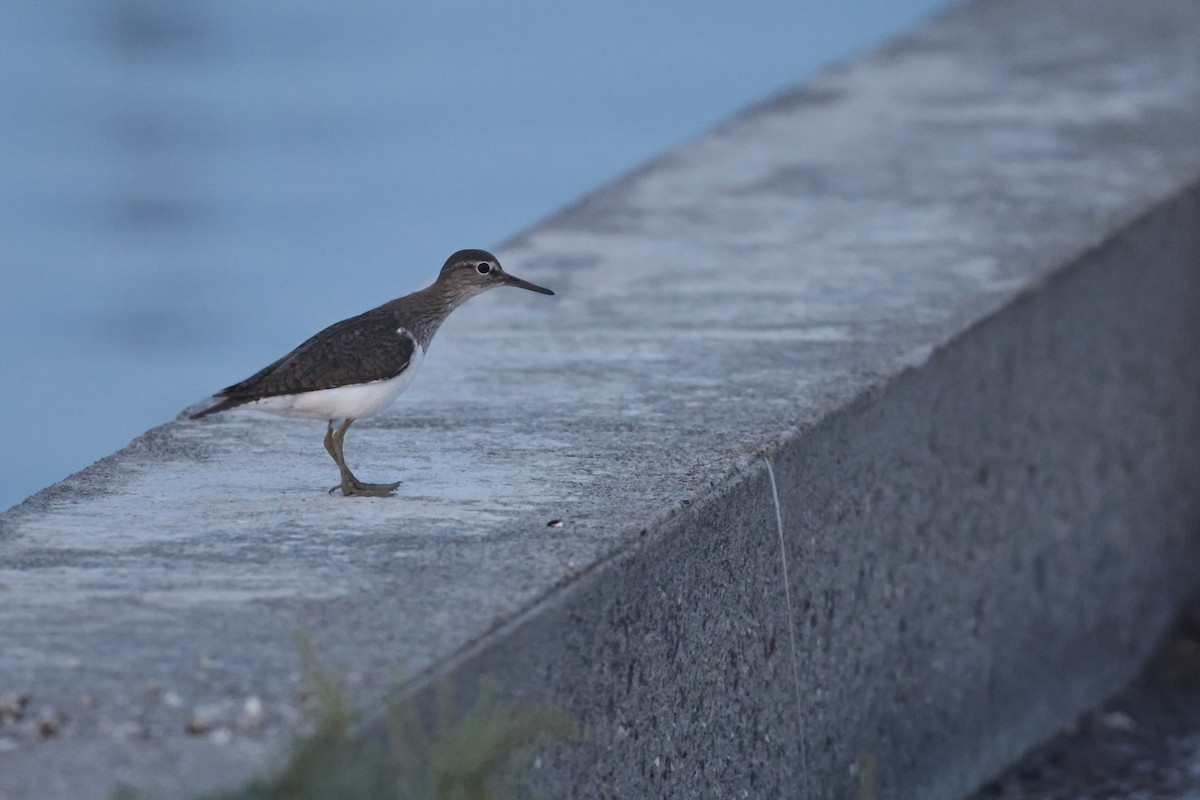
[467,190,1200,799]
[2,0,1200,798]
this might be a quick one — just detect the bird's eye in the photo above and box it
[476,263,491,275]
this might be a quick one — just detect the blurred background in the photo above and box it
[0,0,951,511]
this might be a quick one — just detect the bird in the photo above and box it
[191,249,554,496]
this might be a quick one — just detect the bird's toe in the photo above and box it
[330,479,400,497]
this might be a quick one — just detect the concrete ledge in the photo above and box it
[496,190,1200,799]
[3,0,1200,797]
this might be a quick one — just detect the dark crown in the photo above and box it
[439,249,496,278]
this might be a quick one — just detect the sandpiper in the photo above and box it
[191,249,554,496]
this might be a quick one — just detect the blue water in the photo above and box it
[0,0,951,511]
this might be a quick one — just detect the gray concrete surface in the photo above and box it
[3,0,1200,797]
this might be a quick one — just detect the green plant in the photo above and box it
[857,751,877,800]
[390,677,578,800]
[196,634,577,800]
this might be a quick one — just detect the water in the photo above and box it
[0,0,951,512]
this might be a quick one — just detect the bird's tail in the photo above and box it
[189,396,251,420]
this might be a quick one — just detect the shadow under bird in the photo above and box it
[191,249,554,496]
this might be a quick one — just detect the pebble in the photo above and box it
[236,696,263,733]
[184,715,213,736]
[186,702,230,736]
[0,692,30,725]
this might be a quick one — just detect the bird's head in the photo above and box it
[436,249,554,301]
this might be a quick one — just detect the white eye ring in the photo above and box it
[476,263,492,275]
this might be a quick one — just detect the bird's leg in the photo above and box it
[328,418,372,495]
[323,419,339,464]
[327,418,401,497]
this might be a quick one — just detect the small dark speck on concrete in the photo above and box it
[37,713,62,739]
[547,519,564,528]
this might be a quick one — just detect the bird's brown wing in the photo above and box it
[217,311,416,400]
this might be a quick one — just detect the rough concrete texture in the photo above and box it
[3,0,1200,797]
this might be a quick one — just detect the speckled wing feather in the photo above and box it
[217,310,416,400]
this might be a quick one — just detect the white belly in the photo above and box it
[249,344,424,420]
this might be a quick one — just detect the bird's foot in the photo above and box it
[329,478,402,497]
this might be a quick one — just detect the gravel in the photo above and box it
[969,602,1200,800]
